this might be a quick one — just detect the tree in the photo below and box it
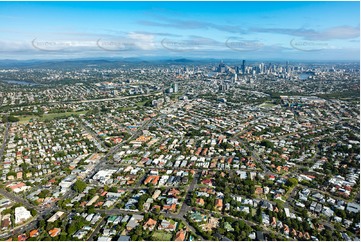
[72,180,87,193]
[38,189,51,199]
[216,227,225,235]
[205,203,213,211]
[334,223,342,231]
[30,209,37,217]
[286,178,298,187]
[59,233,68,241]
[2,115,20,123]
[238,231,247,240]
[108,186,118,193]
[88,188,97,196]
[260,140,274,149]
[87,206,95,214]
[67,222,77,235]
[1,208,12,215]
[236,220,245,230]
[38,219,46,228]
[324,230,333,240]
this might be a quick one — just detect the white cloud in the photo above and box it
[127,32,157,50]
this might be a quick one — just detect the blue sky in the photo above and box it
[0,1,359,60]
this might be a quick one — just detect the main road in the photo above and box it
[0,121,10,162]
[0,189,39,212]
[0,92,163,112]
[84,117,154,183]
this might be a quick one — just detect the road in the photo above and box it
[0,183,72,239]
[0,93,164,111]
[85,118,154,183]
[177,170,201,218]
[0,165,68,238]
[164,170,204,239]
[0,217,38,239]
[87,218,105,241]
[0,189,39,212]
[52,92,163,104]
[77,117,108,151]
[0,121,10,162]
[230,128,272,173]
[0,198,61,239]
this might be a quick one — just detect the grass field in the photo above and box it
[136,101,148,107]
[17,110,87,124]
[152,231,173,241]
[117,101,148,112]
[251,208,256,216]
[118,106,136,112]
[259,102,277,108]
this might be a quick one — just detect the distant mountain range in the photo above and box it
[0,57,357,69]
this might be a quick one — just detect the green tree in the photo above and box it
[87,206,95,214]
[108,186,118,193]
[59,233,68,241]
[72,180,87,193]
[38,219,46,228]
[286,178,298,187]
[30,209,37,217]
[38,189,51,198]
[66,223,77,235]
[260,140,274,149]
[3,115,20,123]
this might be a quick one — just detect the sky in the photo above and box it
[0,1,359,61]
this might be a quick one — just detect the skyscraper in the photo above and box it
[242,60,246,75]
[218,60,226,73]
[259,63,265,74]
[173,83,179,93]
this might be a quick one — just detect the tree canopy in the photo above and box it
[72,179,87,193]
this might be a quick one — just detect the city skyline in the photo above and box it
[0,1,360,60]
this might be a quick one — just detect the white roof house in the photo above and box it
[15,206,32,224]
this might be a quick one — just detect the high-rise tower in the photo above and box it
[242,60,246,75]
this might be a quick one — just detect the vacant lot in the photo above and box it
[152,231,173,241]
